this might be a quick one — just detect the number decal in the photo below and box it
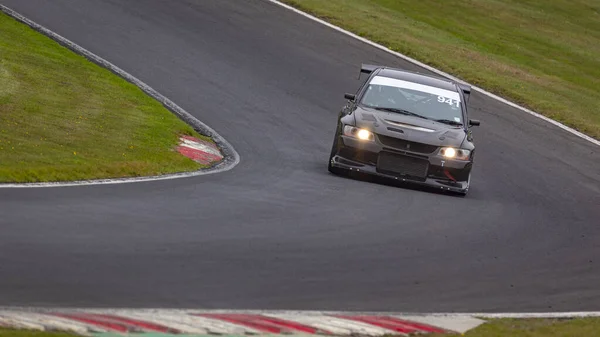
[438,96,460,107]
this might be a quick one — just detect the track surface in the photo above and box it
[1,0,599,312]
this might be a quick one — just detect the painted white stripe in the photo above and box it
[370,76,461,101]
[0,5,240,189]
[393,315,485,334]
[265,313,400,336]
[93,310,260,334]
[0,311,95,334]
[263,313,355,335]
[266,0,600,148]
[0,315,45,331]
[97,311,209,334]
[180,138,223,157]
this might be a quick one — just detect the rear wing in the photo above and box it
[358,64,380,79]
[457,83,471,103]
[361,64,380,74]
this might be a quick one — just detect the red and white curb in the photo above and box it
[177,136,224,165]
[0,309,486,336]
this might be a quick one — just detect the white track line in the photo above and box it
[7,308,600,318]
[0,5,240,189]
[267,0,600,147]
[472,312,600,318]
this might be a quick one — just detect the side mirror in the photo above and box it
[469,119,481,127]
[344,93,356,101]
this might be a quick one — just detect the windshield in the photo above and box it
[360,76,464,124]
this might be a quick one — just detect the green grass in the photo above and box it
[0,12,215,183]
[282,0,600,140]
[433,317,600,336]
[0,329,76,337]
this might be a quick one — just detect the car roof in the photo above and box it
[374,68,459,92]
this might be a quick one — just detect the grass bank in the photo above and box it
[435,317,600,336]
[0,329,75,337]
[281,0,600,140]
[0,11,214,183]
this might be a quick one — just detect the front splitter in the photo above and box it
[330,155,469,194]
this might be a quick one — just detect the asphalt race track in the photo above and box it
[1,0,599,312]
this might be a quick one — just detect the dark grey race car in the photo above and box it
[328,64,481,195]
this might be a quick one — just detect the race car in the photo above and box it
[327,64,480,195]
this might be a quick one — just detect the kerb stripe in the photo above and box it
[196,313,326,334]
[334,315,445,334]
[88,314,180,333]
[50,313,129,333]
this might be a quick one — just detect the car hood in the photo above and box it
[353,106,467,147]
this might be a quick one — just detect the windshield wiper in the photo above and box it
[434,119,463,126]
[370,107,429,120]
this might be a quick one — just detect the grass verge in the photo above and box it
[434,317,600,336]
[0,329,76,337]
[281,0,600,140]
[0,11,214,183]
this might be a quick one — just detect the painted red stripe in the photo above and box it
[50,313,130,332]
[247,315,325,334]
[86,314,180,333]
[334,315,445,334]
[177,146,222,164]
[196,313,323,334]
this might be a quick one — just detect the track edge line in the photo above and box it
[266,0,600,147]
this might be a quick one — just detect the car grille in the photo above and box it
[377,134,438,154]
[339,147,378,165]
[376,152,429,179]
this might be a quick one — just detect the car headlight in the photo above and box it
[439,147,471,160]
[343,126,375,141]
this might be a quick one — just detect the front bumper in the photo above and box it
[330,136,472,193]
